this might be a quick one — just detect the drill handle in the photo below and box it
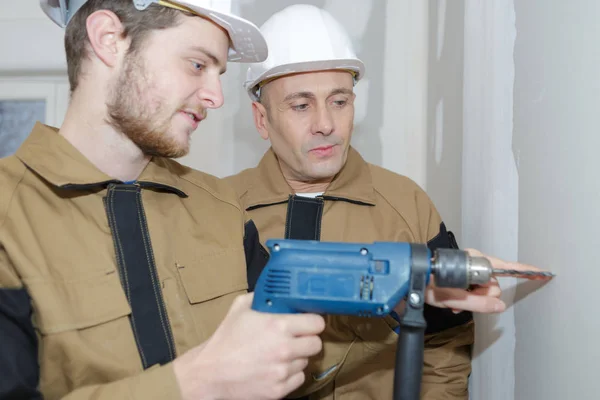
[394,325,425,400]
[393,244,429,400]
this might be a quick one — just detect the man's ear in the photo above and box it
[252,101,270,140]
[86,10,126,68]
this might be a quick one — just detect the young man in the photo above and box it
[0,1,326,399]
[225,4,550,399]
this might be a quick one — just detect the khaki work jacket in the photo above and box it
[225,147,475,400]
[0,123,267,400]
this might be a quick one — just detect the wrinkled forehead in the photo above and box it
[266,70,355,101]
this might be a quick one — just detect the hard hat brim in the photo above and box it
[244,58,365,101]
[175,1,268,63]
[39,0,268,63]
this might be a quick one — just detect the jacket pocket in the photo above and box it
[176,247,249,304]
[24,270,132,334]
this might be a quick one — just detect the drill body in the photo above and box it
[251,239,433,316]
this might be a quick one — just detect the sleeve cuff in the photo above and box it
[129,363,183,400]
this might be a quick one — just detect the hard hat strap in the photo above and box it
[135,0,193,14]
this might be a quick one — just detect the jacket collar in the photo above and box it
[243,146,376,209]
[16,123,187,197]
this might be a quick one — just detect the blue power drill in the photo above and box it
[251,239,496,400]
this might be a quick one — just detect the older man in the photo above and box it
[226,4,549,399]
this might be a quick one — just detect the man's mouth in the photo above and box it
[310,145,337,156]
[181,110,204,123]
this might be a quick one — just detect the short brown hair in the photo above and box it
[65,0,183,92]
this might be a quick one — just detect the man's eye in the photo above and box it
[333,100,347,107]
[191,62,204,71]
[292,104,309,111]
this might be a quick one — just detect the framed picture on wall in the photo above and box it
[0,80,69,158]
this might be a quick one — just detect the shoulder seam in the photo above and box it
[178,174,241,212]
[372,185,417,235]
[0,160,26,231]
[369,164,421,239]
[159,157,242,211]
[224,168,257,203]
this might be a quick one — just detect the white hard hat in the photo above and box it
[243,4,365,101]
[39,0,268,63]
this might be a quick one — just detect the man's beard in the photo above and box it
[106,53,190,158]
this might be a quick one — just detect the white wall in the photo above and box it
[512,0,599,399]
[457,1,600,399]
[461,2,519,399]
[424,2,521,398]
[426,0,465,240]
[380,0,428,189]
[0,1,67,72]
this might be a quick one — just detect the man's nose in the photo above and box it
[196,75,224,109]
[313,105,334,136]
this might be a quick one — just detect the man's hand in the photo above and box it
[425,248,553,314]
[173,293,325,400]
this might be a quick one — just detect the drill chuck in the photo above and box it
[431,249,492,289]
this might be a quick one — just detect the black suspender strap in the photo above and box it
[284,195,324,241]
[104,183,176,369]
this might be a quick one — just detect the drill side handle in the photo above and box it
[395,325,425,400]
[394,244,429,400]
